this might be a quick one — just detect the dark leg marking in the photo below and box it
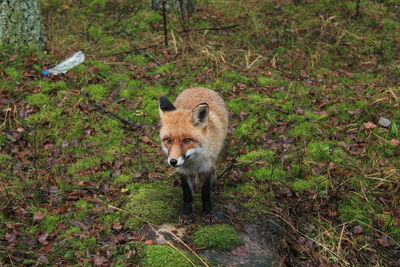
[201,170,215,223]
[179,174,193,224]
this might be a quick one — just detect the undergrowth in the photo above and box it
[0,0,399,266]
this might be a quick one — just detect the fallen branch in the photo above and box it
[217,143,293,180]
[180,24,240,34]
[115,31,162,65]
[102,44,158,58]
[82,93,140,131]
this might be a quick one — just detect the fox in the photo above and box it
[158,87,228,224]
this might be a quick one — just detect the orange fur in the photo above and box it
[159,87,228,167]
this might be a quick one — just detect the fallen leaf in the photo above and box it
[353,225,363,235]
[24,72,34,77]
[279,187,293,197]
[142,136,152,144]
[148,172,160,179]
[390,139,400,146]
[364,122,377,129]
[377,235,393,247]
[5,233,16,243]
[144,240,154,245]
[125,249,136,259]
[112,222,123,231]
[38,233,49,244]
[68,219,88,231]
[133,172,142,178]
[93,256,108,266]
[37,255,49,265]
[33,212,45,222]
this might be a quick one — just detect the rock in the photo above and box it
[378,117,391,128]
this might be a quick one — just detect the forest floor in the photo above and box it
[1,0,400,266]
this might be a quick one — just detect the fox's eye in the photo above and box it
[164,138,172,144]
[183,138,192,145]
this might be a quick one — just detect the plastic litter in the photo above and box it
[42,51,85,76]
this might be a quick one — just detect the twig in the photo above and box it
[217,143,293,180]
[166,241,197,267]
[180,24,240,34]
[167,233,210,267]
[102,44,158,57]
[82,93,140,131]
[115,31,161,65]
[162,0,168,48]
[263,104,291,115]
[134,46,161,65]
[336,223,346,253]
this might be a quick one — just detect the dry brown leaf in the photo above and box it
[364,122,377,129]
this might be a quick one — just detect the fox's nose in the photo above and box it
[169,158,178,166]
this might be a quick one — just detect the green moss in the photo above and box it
[112,174,132,184]
[0,151,11,162]
[85,84,108,101]
[69,235,97,252]
[67,156,101,174]
[123,183,179,229]
[74,199,93,209]
[235,117,266,138]
[237,150,275,163]
[248,166,286,182]
[4,67,21,80]
[90,0,107,9]
[141,245,199,267]
[123,10,163,34]
[189,224,243,251]
[26,93,50,106]
[213,78,233,91]
[88,26,104,41]
[289,121,318,138]
[338,193,376,225]
[221,71,251,84]
[126,54,148,65]
[291,175,330,194]
[40,214,63,233]
[155,63,175,74]
[257,76,276,87]
[305,141,331,162]
[88,60,112,76]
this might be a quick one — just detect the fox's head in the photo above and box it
[158,96,209,168]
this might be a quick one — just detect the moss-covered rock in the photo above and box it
[189,224,243,251]
[141,245,200,267]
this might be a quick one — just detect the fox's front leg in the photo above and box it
[179,174,193,224]
[201,170,215,223]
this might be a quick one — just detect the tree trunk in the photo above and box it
[151,0,196,15]
[0,0,44,49]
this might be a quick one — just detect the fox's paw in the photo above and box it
[212,183,221,194]
[204,214,215,224]
[179,215,192,224]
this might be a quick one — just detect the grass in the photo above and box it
[0,0,399,266]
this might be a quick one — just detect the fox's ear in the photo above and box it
[190,103,209,127]
[159,96,176,112]
[159,96,176,120]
